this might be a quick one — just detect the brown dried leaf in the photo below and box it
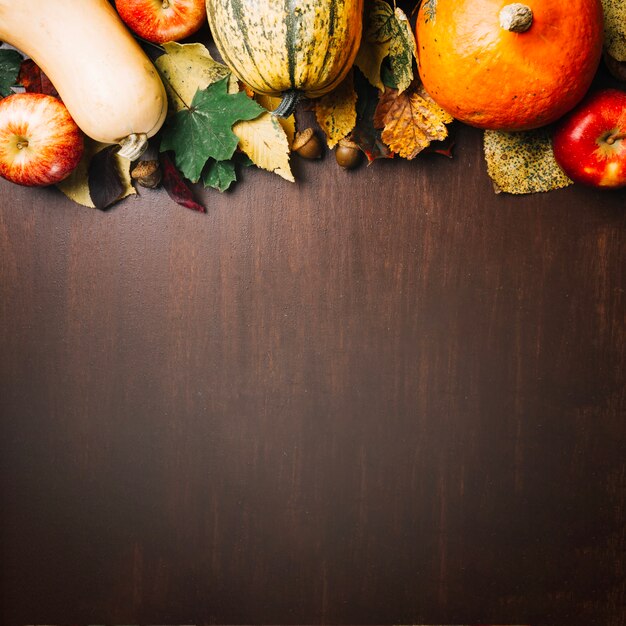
[378,83,453,159]
[315,71,357,148]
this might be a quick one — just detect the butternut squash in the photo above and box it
[0,0,168,159]
[206,0,363,117]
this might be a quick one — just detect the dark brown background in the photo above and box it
[1,68,625,625]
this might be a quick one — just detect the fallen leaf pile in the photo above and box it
[0,0,622,209]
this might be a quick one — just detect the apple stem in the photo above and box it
[162,0,169,8]
[16,140,28,150]
[606,132,626,145]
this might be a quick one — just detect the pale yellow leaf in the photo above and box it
[254,93,296,148]
[484,129,573,195]
[315,72,357,148]
[602,0,626,61]
[155,42,230,111]
[56,139,135,208]
[233,112,294,182]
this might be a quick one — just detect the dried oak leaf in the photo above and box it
[483,128,573,195]
[17,59,58,97]
[377,82,453,159]
[315,71,357,148]
[602,0,626,62]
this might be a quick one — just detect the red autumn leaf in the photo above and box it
[160,152,206,213]
[17,59,58,97]
[423,136,455,158]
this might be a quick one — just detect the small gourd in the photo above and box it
[206,0,363,117]
[0,0,168,159]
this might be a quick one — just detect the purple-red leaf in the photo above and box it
[88,145,125,211]
[423,136,455,158]
[18,59,58,97]
[160,152,206,213]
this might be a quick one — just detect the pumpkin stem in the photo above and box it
[273,90,301,118]
[500,3,533,33]
[118,133,149,161]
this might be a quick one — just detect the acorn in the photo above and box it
[130,159,162,189]
[292,128,323,159]
[335,138,362,169]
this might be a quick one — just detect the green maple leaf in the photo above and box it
[202,158,237,192]
[0,49,23,97]
[160,77,264,183]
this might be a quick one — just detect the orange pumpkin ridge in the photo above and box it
[416,0,604,131]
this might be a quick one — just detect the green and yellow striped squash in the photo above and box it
[206,0,363,115]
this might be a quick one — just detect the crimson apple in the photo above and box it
[552,88,626,189]
[115,0,206,44]
[0,93,83,187]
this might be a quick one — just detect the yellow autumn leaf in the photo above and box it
[355,0,416,93]
[155,42,231,111]
[602,0,626,61]
[483,129,574,195]
[233,112,294,182]
[254,93,296,148]
[378,83,453,159]
[56,139,134,208]
[315,72,357,148]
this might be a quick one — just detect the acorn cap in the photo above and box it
[292,128,315,151]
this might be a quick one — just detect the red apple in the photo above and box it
[552,88,626,189]
[115,0,206,44]
[0,93,83,187]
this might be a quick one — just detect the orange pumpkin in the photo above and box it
[416,0,604,131]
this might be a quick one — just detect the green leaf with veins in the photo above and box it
[0,49,23,97]
[159,77,264,183]
[388,8,417,94]
[202,159,237,192]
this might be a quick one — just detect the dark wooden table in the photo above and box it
[1,100,625,623]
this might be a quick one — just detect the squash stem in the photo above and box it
[118,133,149,161]
[273,90,301,118]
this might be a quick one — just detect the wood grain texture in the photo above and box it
[0,122,625,624]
